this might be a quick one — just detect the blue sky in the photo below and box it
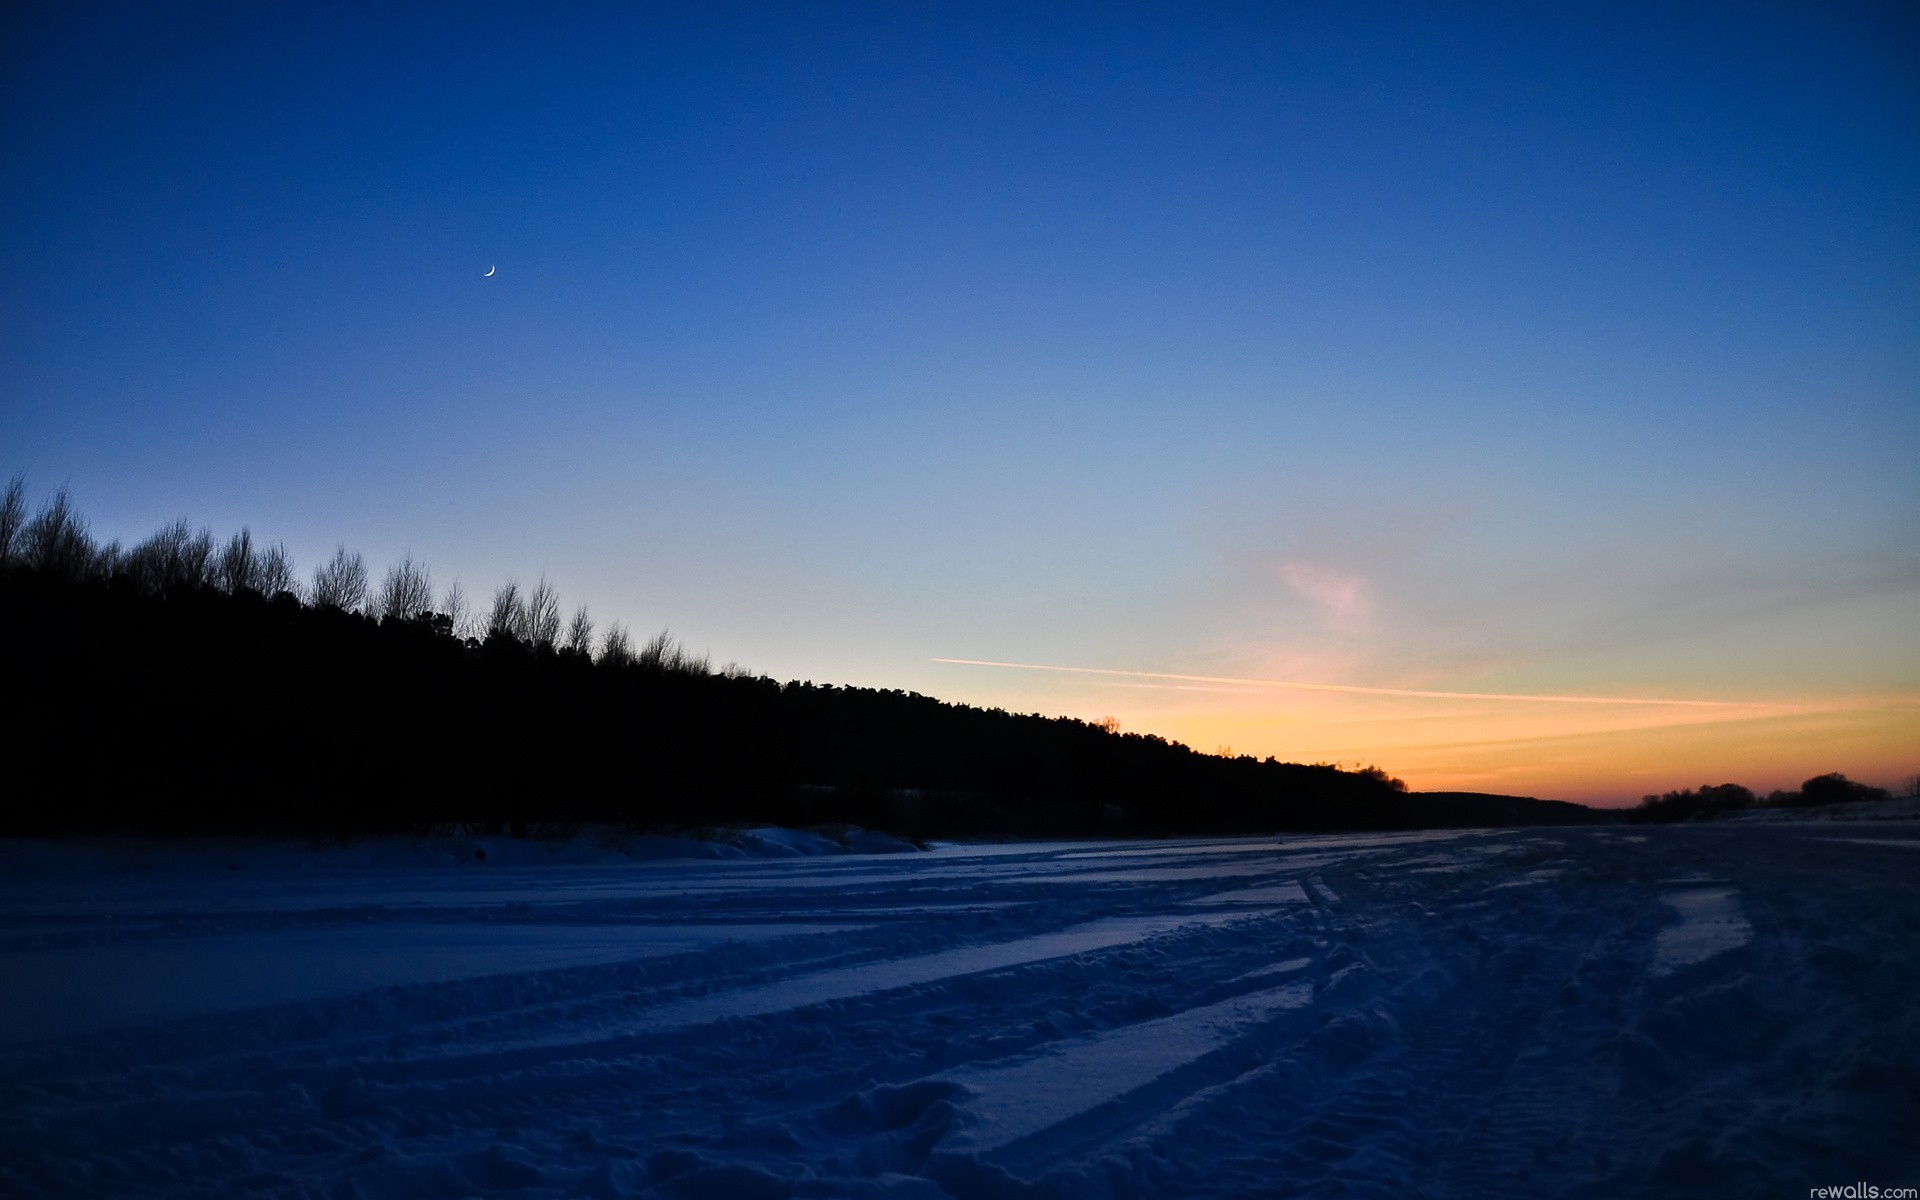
[4,2,1915,801]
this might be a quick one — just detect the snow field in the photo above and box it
[1,823,1915,1197]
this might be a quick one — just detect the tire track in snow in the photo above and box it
[936,975,1315,1160]
[2,889,1320,1197]
[370,908,1286,1078]
[1097,832,1648,1199]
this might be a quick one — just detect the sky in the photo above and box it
[3,2,1915,804]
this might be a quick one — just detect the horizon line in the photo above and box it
[930,657,1750,708]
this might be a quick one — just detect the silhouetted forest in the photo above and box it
[1630,773,1902,822]
[0,480,1601,838]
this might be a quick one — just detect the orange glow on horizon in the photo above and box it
[931,658,1918,807]
[931,657,1773,708]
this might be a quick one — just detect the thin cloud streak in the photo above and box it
[931,657,1763,709]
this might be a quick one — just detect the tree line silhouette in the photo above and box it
[1630,773,1902,822]
[1,479,1599,838]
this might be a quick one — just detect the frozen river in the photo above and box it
[1,823,1914,1198]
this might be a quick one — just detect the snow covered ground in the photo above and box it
[1,822,1915,1198]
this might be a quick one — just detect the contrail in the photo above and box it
[930,657,1745,708]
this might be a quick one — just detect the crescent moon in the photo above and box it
[484,265,496,277]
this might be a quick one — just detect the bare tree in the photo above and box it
[525,578,562,649]
[93,539,124,578]
[441,580,474,639]
[637,628,710,675]
[128,519,214,590]
[126,519,189,593]
[487,580,526,640]
[217,528,260,594]
[376,553,434,620]
[21,486,96,580]
[0,476,26,566]
[178,526,216,588]
[310,545,368,611]
[257,542,297,597]
[563,604,594,655]
[599,621,633,666]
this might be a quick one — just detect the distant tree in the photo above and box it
[0,476,26,566]
[563,604,594,656]
[1906,774,1920,800]
[375,553,433,621]
[310,545,368,611]
[216,528,260,594]
[673,632,708,674]
[1696,782,1755,811]
[637,628,707,674]
[441,580,474,639]
[487,581,526,641]
[257,542,297,598]
[636,628,670,669]
[179,526,216,587]
[1356,765,1409,793]
[1635,782,1756,821]
[126,520,192,592]
[21,487,96,580]
[599,621,633,667]
[1797,772,1891,807]
[526,578,562,649]
[93,539,124,578]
